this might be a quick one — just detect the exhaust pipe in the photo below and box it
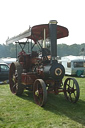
[49,20,57,63]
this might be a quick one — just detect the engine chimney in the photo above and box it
[49,20,57,63]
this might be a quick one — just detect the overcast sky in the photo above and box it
[0,0,85,45]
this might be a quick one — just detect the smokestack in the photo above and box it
[49,20,57,63]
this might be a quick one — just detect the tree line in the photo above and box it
[0,43,85,58]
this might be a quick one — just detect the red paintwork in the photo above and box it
[27,24,69,43]
[21,73,38,85]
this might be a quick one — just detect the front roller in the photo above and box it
[9,62,24,95]
[64,78,80,103]
[33,79,47,107]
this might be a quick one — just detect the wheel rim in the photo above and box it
[64,78,80,103]
[9,63,18,94]
[33,79,47,106]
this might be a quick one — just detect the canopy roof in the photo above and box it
[6,24,69,45]
[28,24,69,43]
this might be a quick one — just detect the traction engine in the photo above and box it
[6,20,80,106]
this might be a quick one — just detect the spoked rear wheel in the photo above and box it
[33,79,47,107]
[9,62,24,95]
[64,78,80,103]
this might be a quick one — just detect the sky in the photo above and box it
[0,0,85,45]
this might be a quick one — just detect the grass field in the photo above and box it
[0,76,85,128]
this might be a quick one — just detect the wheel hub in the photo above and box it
[35,90,39,96]
[12,74,16,83]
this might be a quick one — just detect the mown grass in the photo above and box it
[0,76,85,128]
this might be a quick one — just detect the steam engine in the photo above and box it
[7,20,80,106]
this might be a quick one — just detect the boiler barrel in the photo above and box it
[43,62,65,80]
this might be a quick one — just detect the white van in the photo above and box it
[59,56,85,76]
